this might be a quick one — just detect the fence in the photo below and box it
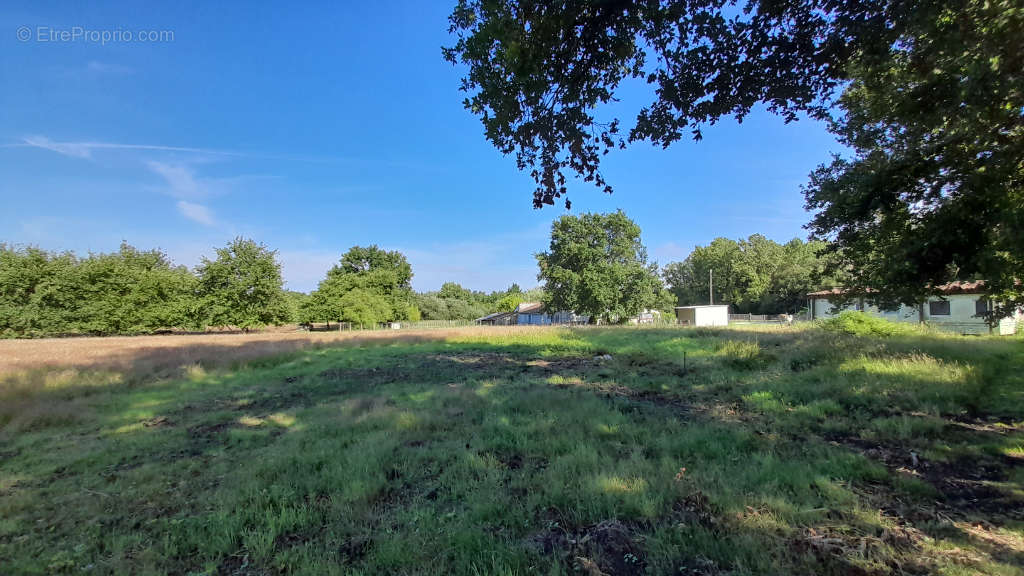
[728,313,806,324]
[402,319,476,329]
[729,313,772,322]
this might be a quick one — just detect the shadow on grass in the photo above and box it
[1,326,1022,574]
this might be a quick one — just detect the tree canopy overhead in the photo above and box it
[803,0,1024,315]
[446,0,1023,311]
[444,0,894,208]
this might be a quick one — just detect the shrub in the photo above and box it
[819,311,916,338]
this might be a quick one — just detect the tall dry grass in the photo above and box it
[0,326,565,376]
[0,326,555,437]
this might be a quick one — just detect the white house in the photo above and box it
[675,305,729,327]
[807,281,1021,335]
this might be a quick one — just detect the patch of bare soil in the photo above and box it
[216,553,265,576]
[549,376,693,417]
[823,431,1024,570]
[241,386,315,412]
[790,527,881,576]
[142,415,172,428]
[670,491,719,530]
[526,519,645,576]
[790,519,937,575]
[839,436,1021,520]
[338,536,373,563]
[186,420,237,455]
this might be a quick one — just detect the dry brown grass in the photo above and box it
[0,326,550,435]
[0,325,551,377]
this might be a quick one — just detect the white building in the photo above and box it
[807,281,1021,335]
[675,305,729,327]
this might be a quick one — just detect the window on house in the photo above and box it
[975,298,989,317]
[928,300,951,316]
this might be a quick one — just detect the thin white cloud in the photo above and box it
[13,135,440,169]
[22,135,216,159]
[21,136,95,158]
[176,201,215,227]
[148,161,204,198]
[145,160,270,200]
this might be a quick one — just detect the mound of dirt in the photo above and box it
[526,519,645,576]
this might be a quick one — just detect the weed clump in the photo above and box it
[819,311,917,338]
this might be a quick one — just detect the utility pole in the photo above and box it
[709,269,714,305]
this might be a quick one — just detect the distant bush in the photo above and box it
[819,311,916,337]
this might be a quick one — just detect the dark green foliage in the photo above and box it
[663,235,831,313]
[0,243,197,337]
[196,238,290,331]
[413,283,541,320]
[444,0,867,207]
[445,0,1022,315]
[283,291,311,324]
[537,210,665,322]
[303,246,414,325]
[804,0,1024,315]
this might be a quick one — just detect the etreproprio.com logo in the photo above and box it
[17,26,174,45]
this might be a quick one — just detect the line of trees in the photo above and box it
[0,238,290,337]
[662,235,835,314]
[2,217,834,337]
[294,246,543,327]
[0,239,547,337]
[412,282,545,322]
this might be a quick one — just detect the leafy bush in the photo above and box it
[819,311,916,338]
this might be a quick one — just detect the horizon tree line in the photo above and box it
[2,212,848,337]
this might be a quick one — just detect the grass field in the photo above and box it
[1,324,1022,575]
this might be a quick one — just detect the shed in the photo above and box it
[675,305,729,327]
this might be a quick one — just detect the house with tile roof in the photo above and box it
[807,281,1021,335]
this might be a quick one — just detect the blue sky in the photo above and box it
[1,1,843,293]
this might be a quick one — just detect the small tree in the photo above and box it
[306,246,414,324]
[537,210,663,323]
[196,237,289,331]
[496,293,524,313]
[338,288,392,328]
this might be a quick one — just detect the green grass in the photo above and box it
[820,310,920,338]
[1,325,1022,575]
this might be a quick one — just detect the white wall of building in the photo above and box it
[810,294,1019,335]
[676,305,729,326]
